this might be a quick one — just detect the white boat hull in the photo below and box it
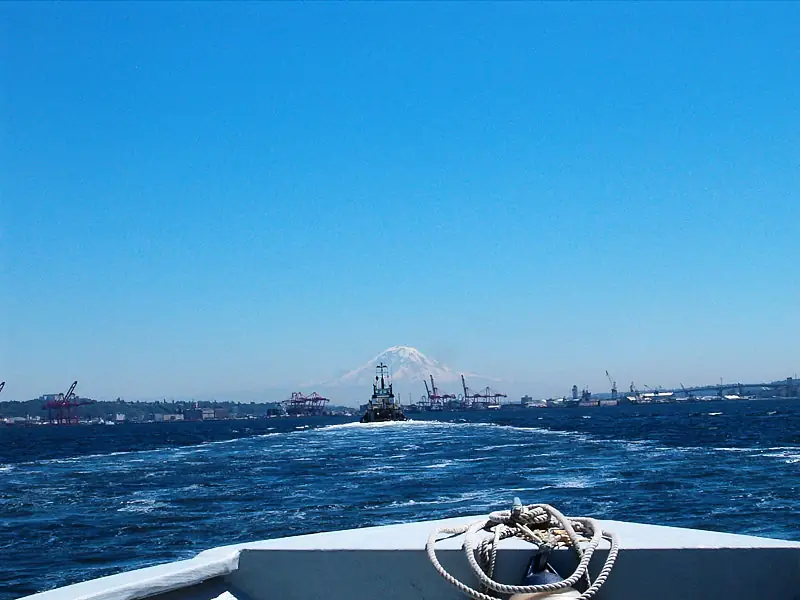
[20,514,800,600]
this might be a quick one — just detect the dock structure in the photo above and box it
[420,379,442,411]
[677,377,797,398]
[461,374,506,409]
[472,386,508,408]
[623,376,799,402]
[460,374,476,408]
[420,375,457,410]
[412,374,509,412]
[282,392,330,417]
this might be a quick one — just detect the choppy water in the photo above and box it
[1,398,798,599]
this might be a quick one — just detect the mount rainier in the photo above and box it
[313,345,500,397]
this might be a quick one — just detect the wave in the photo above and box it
[39,449,142,464]
[6,429,290,468]
[423,460,454,469]
[709,445,800,464]
[474,443,531,451]
[352,465,396,475]
[761,449,800,464]
[318,419,460,432]
[384,498,444,508]
[177,484,204,492]
[7,414,798,477]
[117,498,170,514]
[549,476,593,489]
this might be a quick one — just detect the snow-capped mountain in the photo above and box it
[300,345,508,405]
[321,345,490,387]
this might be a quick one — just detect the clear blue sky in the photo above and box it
[2,2,798,400]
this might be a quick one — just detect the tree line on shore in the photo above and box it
[0,398,293,420]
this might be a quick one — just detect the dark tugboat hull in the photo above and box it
[360,408,407,423]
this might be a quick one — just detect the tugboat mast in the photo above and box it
[374,362,393,400]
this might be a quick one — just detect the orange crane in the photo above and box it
[43,381,95,424]
[423,378,443,410]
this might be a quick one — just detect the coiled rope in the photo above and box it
[426,500,619,600]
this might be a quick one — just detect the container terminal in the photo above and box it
[1,374,798,425]
[405,374,507,413]
[403,373,799,413]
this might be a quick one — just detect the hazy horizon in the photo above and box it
[1,344,795,404]
[3,3,798,401]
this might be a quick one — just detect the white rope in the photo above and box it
[426,502,619,600]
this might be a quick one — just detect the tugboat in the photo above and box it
[360,362,407,423]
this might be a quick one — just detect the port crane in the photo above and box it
[282,392,329,416]
[461,374,506,407]
[430,375,456,403]
[42,381,96,424]
[420,381,431,409]
[606,371,617,401]
[475,386,507,405]
[461,374,477,408]
[422,379,444,410]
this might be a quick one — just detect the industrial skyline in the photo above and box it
[0,346,796,405]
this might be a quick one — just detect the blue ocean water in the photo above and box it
[1,398,798,599]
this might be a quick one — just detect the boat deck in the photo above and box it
[20,515,800,600]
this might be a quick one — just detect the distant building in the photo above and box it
[522,395,547,408]
[154,413,184,422]
[183,409,203,421]
[213,408,229,420]
[183,408,215,420]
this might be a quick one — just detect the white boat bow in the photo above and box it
[19,514,800,600]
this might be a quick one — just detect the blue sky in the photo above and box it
[2,2,798,400]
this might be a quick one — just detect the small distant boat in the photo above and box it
[360,363,406,423]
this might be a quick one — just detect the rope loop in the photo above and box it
[426,501,619,600]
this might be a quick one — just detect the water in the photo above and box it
[1,398,798,599]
